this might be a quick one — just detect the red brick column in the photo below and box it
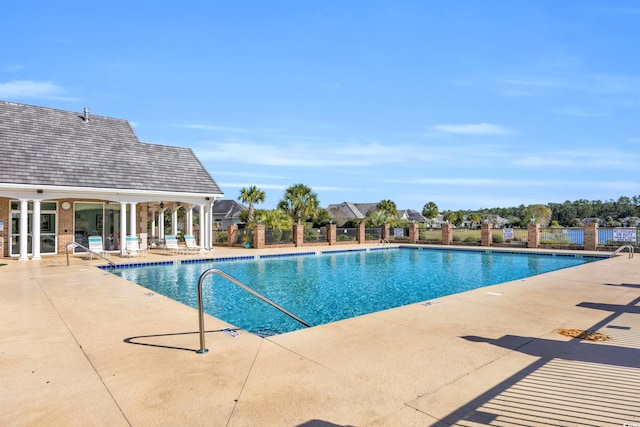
[481,222,492,247]
[527,223,540,248]
[228,225,238,247]
[57,200,75,255]
[294,224,305,247]
[442,223,453,245]
[584,222,598,251]
[327,223,336,245]
[382,223,390,241]
[254,224,265,249]
[357,223,366,244]
[409,223,419,244]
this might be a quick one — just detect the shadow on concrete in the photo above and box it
[297,420,355,427]
[428,291,640,426]
[123,328,243,353]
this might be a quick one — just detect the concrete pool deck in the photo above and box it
[1,244,639,426]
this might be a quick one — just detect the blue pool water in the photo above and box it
[110,248,601,336]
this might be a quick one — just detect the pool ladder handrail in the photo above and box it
[66,242,115,266]
[610,244,634,258]
[196,268,312,354]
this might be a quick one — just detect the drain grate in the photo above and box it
[557,328,611,341]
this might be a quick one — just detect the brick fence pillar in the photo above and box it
[356,222,365,244]
[253,224,265,249]
[382,223,390,241]
[409,223,419,244]
[584,222,598,251]
[327,223,336,245]
[527,223,540,248]
[481,222,492,247]
[227,225,237,247]
[442,223,453,245]
[293,224,305,247]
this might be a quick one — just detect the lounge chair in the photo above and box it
[125,236,147,257]
[164,235,184,255]
[88,235,109,260]
[184,235,201,253]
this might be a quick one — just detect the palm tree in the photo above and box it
[238,185,265,224]
[365,209,391,227]
[422,201,438,219]
[260,209,293,229]
[277,184,319,224]
[377,199,397,217]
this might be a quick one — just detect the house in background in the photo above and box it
[398,209,430,224]
[327,202,441,227]
[326,202,378,226]
[212,200,246,230]
[0,101,224,259]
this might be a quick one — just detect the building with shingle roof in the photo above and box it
[212,199,247,229]
[0,100,224,259]
[326,202,379,226]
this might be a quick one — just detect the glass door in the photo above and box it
[104,203,121,250]
[74,202,122,252]
[9,201,58,256]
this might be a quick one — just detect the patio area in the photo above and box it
[1,245,639,426]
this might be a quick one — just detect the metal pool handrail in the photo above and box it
[610,244,634,258]
[66,242,115,266]
[196,268,312,354]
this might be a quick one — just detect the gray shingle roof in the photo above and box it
[212,199,246,219]
[0,101,223,196]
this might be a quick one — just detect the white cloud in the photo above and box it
[194,141,431,167]
[432,123,514,135]
[387,178,543,187]
[1,64,25,72]
[552,107,612,117]
[512,149,640,170]
[215,171,289,179]
[0,80,64,98]
[511,156,576,167]
[219,182,289,190]
[180,124,255,134]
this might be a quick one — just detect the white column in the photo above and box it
[18,199,28,261]
[159,210,165,239]
[171,208,178,236]
[129,202,137,236]
[32,200,41,260]
[207,202,214,249]
[186,207,193,236]
[199,204,206,250]
[150,210,156,239]
[120,202,127,256]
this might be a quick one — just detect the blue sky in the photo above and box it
[2,1,639,212]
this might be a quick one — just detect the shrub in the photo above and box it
[492,234,504,243]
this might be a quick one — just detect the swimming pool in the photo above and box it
[110,247,602,336]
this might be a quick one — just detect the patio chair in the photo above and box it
[125,236,147,257]
[184,235,202,254]
[164,235,184,255]
[88,236,109,260]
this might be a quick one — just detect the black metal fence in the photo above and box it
[303,227,328,243]
[336,227,357,242]
[265,228,294,245]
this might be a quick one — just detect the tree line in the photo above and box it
[443,195,640,228]
[238,184,640,229]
